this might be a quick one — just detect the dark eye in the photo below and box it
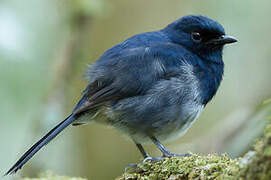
[191,32,202,42]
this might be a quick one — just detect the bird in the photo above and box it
[5,15,237,175]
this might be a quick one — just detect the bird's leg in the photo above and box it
[135,142,149,159]
[149,136,191,158]
[134,141,165,162]
[125,140,162,172]
[125,141,148,171]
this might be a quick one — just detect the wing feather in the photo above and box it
[74,43,188,115]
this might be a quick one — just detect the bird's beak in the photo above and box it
[208,35,238,45]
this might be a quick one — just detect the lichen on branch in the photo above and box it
[118,154,243,180]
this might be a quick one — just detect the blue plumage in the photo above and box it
[6,15,237,175]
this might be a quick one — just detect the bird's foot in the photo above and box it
[143,156,165,163]
[125,163,144,172]
[125,156,164,173]
[125,153,191,173]
[162,152,192,158]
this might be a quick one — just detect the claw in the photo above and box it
[162,152,192,158]
[125,163,138,172]
[124,156,164,173]
[143,156,164,163]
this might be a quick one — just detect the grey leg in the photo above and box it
[134,142,149,158]
[133,140,164,161]
[150,136,191,157]
[125,140,163,172]
[125,135,191,172]
[125,141,148,171]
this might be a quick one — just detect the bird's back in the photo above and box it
[97,31,170,62]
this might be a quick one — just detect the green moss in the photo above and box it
[117,154,243,180]
[240,118,271,180]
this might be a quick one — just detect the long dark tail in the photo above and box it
[5,114,76,175]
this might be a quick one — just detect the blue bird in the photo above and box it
[5,15,237,175]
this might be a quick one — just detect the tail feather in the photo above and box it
[5,114,76,176]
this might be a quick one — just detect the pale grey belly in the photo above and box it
[153,104,204,143]
[73,101,204,144]
[103,103,204,144]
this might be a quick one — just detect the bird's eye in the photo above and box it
[191,32,202,42]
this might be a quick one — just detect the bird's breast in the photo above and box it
[195,61,224,105]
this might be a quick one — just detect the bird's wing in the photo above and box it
[73,43,188,115]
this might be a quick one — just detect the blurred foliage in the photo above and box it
[1,0,271,180]
[23,170,86,180]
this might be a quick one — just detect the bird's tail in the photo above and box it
[5,114,76,175]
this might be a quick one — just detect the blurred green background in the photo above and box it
[1,0,271,179]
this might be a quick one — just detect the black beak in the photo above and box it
[208,35,238,45]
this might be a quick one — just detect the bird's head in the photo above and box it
[163,15,237,63]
